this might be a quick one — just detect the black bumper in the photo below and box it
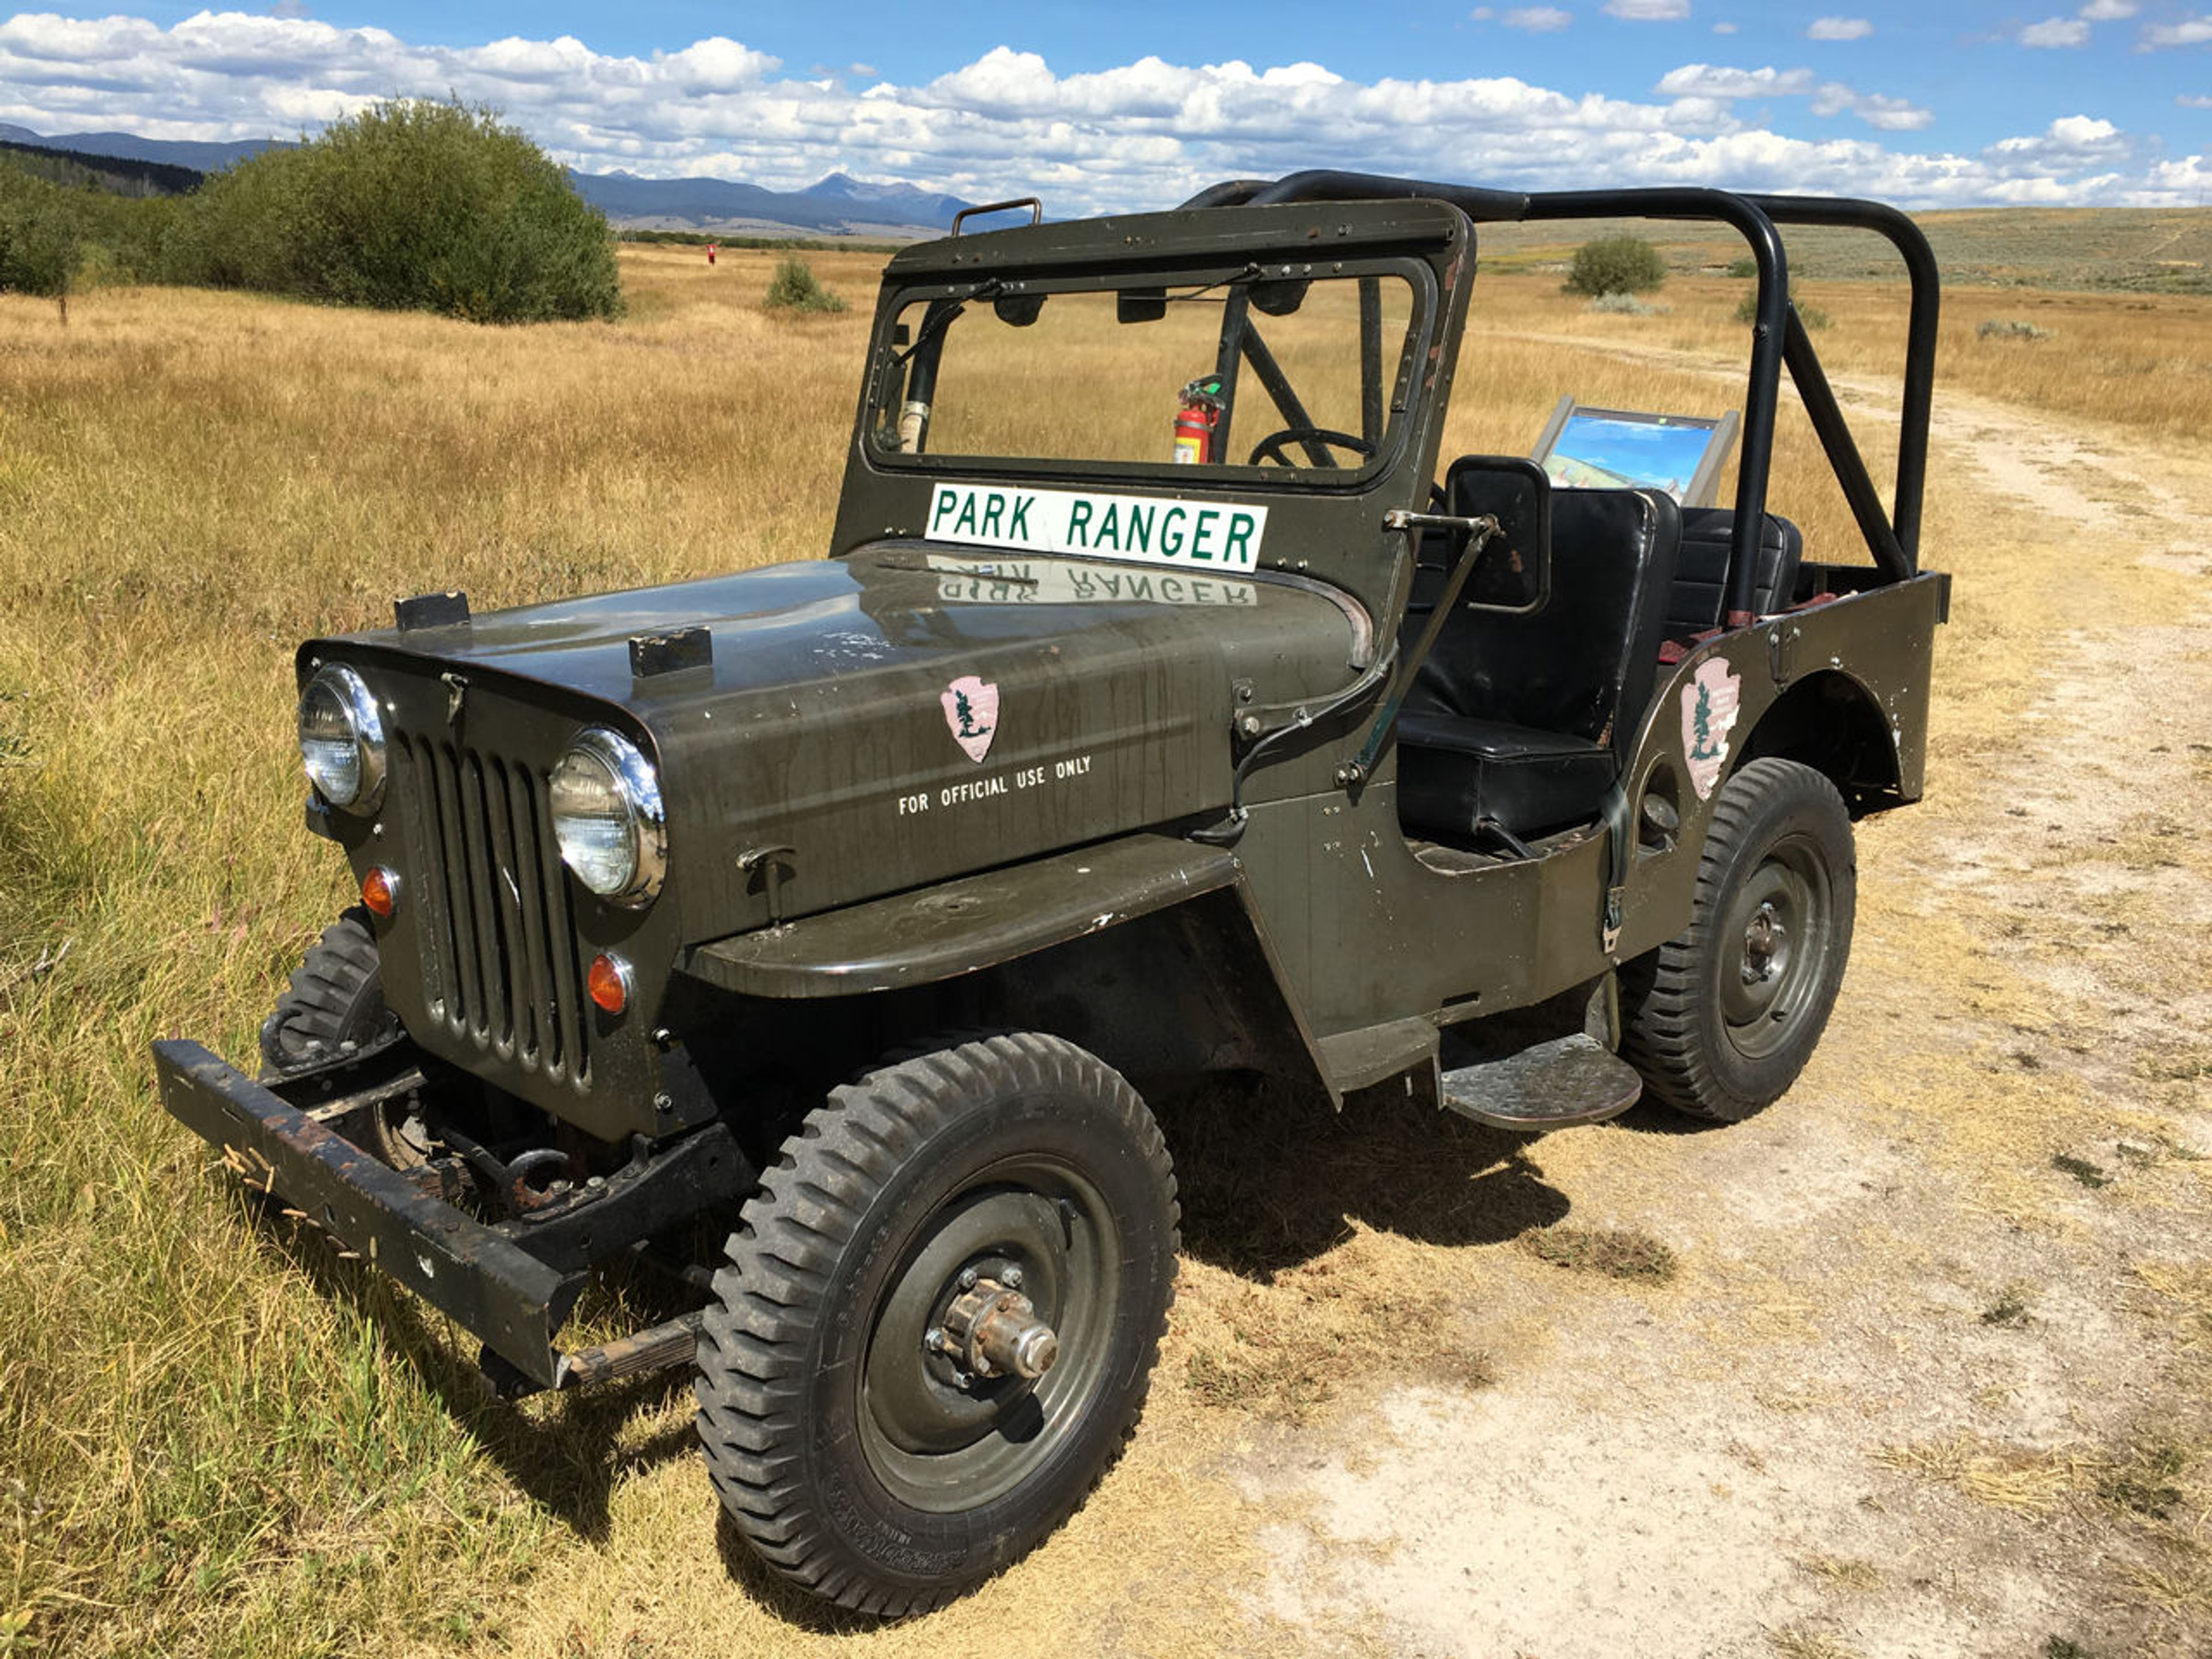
[153,1039,578,1390]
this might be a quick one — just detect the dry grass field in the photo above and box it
[3,232,2210,1658]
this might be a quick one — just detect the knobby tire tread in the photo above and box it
[695,1031,1176,1617]
[257,906,391,1078]
[1621,758,1853,1122]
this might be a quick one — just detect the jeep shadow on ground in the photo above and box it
[238,1191,700,1541]
[1156,1070,1574,1279]
[711,1509,892,1635]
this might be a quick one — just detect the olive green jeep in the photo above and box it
[154,170,1945,1615]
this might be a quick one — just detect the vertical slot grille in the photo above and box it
[401,734,588,1085]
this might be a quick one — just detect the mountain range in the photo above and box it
[0,123,975,237]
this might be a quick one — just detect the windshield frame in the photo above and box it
[859,251,1440,493]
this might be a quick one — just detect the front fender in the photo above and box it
[679,833,1244,998]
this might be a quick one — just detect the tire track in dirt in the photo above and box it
[1230,344,2212,1658]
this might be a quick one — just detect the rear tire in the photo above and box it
[695,1032,1178,1615]
[1622,758,1856,1122]
[257,907,394,1080]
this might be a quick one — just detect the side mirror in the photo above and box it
[1444,454,1551,615]
[1249,277,1309,316]
[1116,288,1168,324]
[993,293,1045,327]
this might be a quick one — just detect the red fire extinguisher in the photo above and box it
[1173,376,1224,464]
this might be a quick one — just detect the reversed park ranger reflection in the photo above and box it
[926,554,1257,608]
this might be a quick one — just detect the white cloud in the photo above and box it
[2181,92,2212,105]
[2127,153,2210,203]
[1604,0,1690,18]
[1656,62,1814,96]
[1806,17,1872,39]
[0,14,2176,214]
[1808,78,1934,128]
[1984,113,2129,175]
[2020,17,2090,46]
[2141,15,2212,46]
[1711,21,1738,32]
[2078,0,2135,17]
[1503,7,1574,29]
[1654,60,1926,128]
[1846,91,1934,130]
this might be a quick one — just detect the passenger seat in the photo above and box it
[1666,506,1805,640]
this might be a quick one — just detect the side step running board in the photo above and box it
[1440,1032,1642,1131]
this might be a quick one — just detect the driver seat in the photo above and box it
[1395,479,1683,846]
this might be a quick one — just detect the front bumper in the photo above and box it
[155,1039,583,1389]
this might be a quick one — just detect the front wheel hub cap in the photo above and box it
[940,1278,1059,1381]
[1742,899,1787,984]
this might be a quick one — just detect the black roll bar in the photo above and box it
[1181,171,1940,621]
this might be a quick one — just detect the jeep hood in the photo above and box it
[314,543,1363,941]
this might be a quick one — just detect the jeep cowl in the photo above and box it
[153,170,1946,1615]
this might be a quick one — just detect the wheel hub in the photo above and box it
[933,1272,1059,1382]
[1741,899,1787,986]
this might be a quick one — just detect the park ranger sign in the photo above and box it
[927,482,1267,570]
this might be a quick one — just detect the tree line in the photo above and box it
[0,100,622,324]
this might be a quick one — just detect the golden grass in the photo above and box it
[5,236,2212,1656]
[1799,1555,1883,1593]
[1875,1435,2099,1513]
[1765,1626,1865,1659]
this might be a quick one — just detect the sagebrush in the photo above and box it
[763,255,847,313]
[1564,234,1666,297]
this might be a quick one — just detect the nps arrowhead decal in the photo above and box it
[1681,657,1743,801]
[940,675,999,764]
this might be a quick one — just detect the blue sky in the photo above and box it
[1,3,2206,210]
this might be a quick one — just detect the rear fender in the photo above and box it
[1738,666,1905,806]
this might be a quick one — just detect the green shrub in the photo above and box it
[1724,255,1758,279]
[763,256,846,314]
[1563,234,1666,297]
[0,172,82,316]
[0,162,180,317]
[1585,291,1671,316]
[177,99,622,323]
[1733,291,1831,330]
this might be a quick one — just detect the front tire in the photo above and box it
[695,1033,1179,1615]
[1622,758,1857,1122]
[257,906,394,1079]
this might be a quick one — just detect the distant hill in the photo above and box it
[1469,206,2212,295]
[0,122,275,174]
[0,137,203,197]
[0,122,972,239]
[566,168,975,237]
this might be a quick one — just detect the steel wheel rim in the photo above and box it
[858,1154,1119,1513]
[1718,831,1833,1062]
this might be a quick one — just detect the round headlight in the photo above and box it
[550,728,665,904]
[299,664,385,810]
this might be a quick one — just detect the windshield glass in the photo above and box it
[869,269,1420,476]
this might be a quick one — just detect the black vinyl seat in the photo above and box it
[1396,480,1683,844]
[1668,506,1805,638]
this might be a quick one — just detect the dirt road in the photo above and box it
[1203,375,2212,1657]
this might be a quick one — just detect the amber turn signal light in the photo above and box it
[587,952,632,1016]
[360,865,399,919]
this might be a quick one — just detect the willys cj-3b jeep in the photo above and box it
[154,170,1946,1613]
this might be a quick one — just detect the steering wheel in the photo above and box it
[1247,426,1376,468]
